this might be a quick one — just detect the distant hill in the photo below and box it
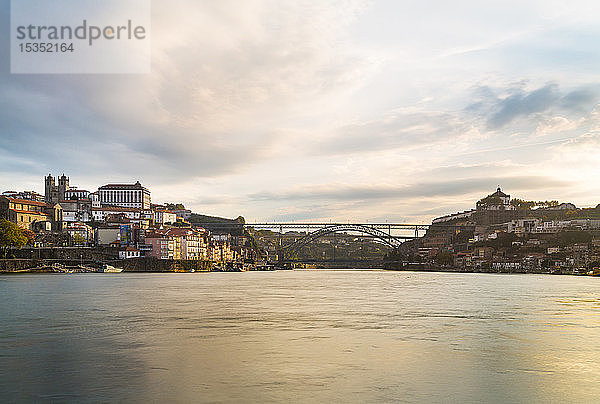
[189,213,245,235]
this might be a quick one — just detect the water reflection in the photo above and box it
[1,272,599,402]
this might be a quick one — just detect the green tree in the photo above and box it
[510,198,536,210]
[0,219,28,258]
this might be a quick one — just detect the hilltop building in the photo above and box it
[98,181,151,209]
[432,187,514,224]
[476,187,515,211]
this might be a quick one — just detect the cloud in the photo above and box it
[249,176,566,203]
[0,0,374,181]
[533,116,582,137]
[557,131,600,150]
[313,82,600,158]
[315,108,480,155]
[2,0,600,222]
[488,84,560,128]
[467,83,600,129]
[561,88,598,112]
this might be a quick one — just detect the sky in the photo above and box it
[1,0,600,223]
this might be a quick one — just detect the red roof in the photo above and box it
[10,209,48,216]
[5,197,48,207]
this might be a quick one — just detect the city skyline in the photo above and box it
[2,0,600,223]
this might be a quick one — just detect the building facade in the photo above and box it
[0,196,63,231]
[145,228,209,260]
[98,181,151,209]
[64,188,91,200]
[154,210,178,225]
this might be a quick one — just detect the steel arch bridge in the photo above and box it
[190,221,474,261]
[280,224,412,256]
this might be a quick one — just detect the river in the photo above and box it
[1,270,599,403]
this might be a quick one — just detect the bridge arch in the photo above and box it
[281,224,406,255]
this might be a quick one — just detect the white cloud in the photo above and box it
[2,0,600,222]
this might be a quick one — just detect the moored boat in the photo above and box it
[100,264,124,273]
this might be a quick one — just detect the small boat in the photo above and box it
[586,268,600,276]
[100,264,124,273]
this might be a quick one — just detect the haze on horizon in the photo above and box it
[1,0,600,223]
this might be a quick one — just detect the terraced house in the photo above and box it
[0,196,63,232]
[145,228,209,260]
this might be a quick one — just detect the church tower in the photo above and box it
[58,174,70,201]
[44,174,55,203]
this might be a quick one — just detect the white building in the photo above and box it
[64,188,90,200]
[507,218,541,235]
[119,246,141,259]
[172,209,192,220]
[98,181,151,209]
[476,187,516,211]
[90,192,101,208]
[92,206,142,222]
[65,222,94,244]
[154,210,178,225]
[432,209,475,224]
[60,199,92,223]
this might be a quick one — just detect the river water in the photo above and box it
[1,270,599,403]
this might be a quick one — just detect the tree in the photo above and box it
[556,230,592,247]
[510,198,536,210]
[72,234,87,246]
[0,220,28,258]
[537,200,559,208]
[435,251,454,267]
[22,229,36,246]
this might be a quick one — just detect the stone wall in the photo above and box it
[114,257,212,272]
[0,259,45,272]
[7,247,119,261]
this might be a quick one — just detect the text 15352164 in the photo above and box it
[18,42,74,52]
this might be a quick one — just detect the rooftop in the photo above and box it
[4,197,48,207]
[98,181,148,191]
[489,187,509,198]
[9,209,48,216]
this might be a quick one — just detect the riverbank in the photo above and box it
[383,262,596,276]
[0,258,278,273]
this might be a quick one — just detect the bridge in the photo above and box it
[191,221,474,262]
[243,223,425,247]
